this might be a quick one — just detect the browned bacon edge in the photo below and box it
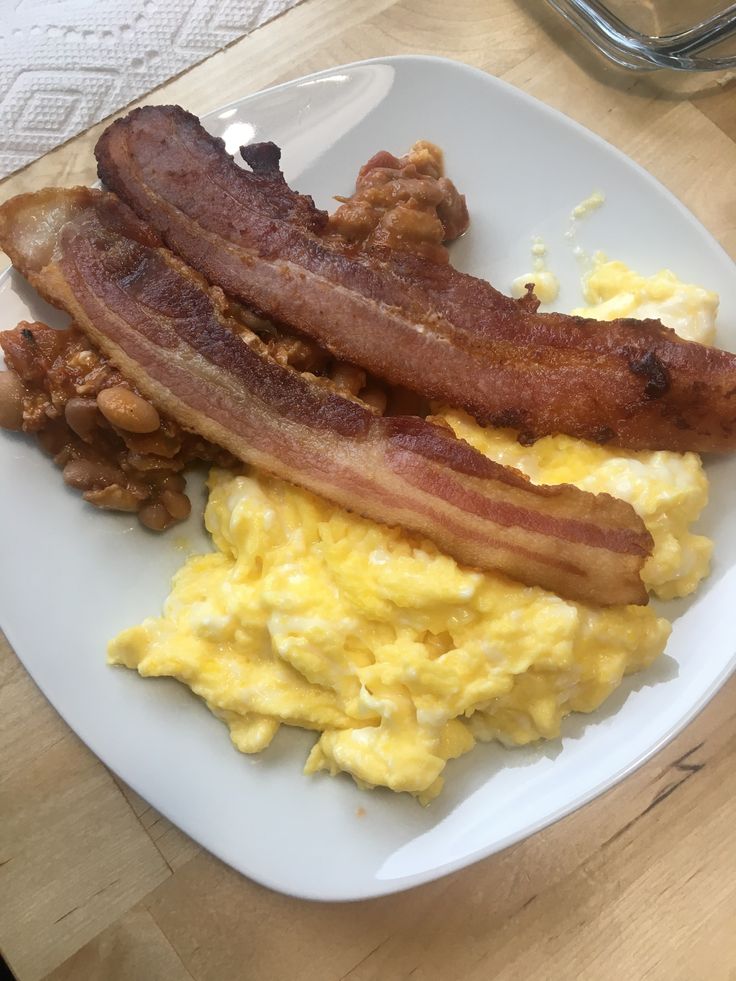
[0,187,653,606]
[94,105,736,454]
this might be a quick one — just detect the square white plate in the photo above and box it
[1,55,735,901]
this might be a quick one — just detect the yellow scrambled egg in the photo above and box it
[109,262,714,802]
[574,255,719,344]
[511,237,560,304]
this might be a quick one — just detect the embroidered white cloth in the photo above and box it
[0,0,302,179]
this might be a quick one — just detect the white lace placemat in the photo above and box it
[0,0,302,179]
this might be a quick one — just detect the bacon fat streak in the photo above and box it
[0,187,652,605]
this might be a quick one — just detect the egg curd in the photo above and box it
[109,263,715,802]
[573,255,718,344]
[510,236,560,304]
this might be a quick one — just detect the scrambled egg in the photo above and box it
[442,411,711,602]
[573,255,718,344]
[570,190,606,221]
[109,261,715,802]
[511,236,560,304]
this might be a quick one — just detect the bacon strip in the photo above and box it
[0,187,652,605]
[94,105,736,454]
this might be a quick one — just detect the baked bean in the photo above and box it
[63,458,125,490]
[283,336,328,373]
[376,204,445,249]
[161,489,191,521]
[139,502,174,532]
[0,370,26,431]
[97,386,160,434]
[360,386,388,415]
[331,362,366,395]
[328,199,379,244]
[64,396,100,440]
[123,428,181,457]
[122,477,153,501]
[2,323,225,528]
[326,141,468,261]
[53,444,75,467]
[153,471,187,493]
[126,451,183,473]
[84,485,141,512]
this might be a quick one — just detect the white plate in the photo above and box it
[1,55,735,902]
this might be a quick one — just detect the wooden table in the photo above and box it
[1,2,735,978]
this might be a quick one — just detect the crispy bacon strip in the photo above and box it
[95,105,736,454]
[0,187,652,605]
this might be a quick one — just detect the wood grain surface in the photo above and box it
[1,1,735,978]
